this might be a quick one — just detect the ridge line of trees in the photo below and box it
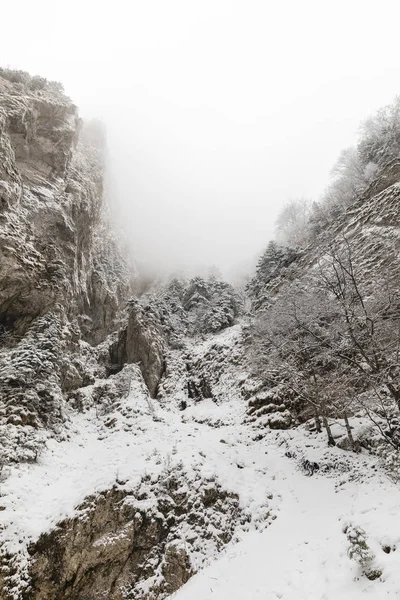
[273,96,400,249]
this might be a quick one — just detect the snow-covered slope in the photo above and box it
[171,429,400,600]
[1,322,400,598]
[0,333,273,599]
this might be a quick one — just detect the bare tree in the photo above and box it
[322,147,375,209]
[251,239,400,449]
[251,283,348,446]
[318,242,400,415]
[275,199,311,248]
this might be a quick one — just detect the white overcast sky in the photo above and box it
[2,0,400,278]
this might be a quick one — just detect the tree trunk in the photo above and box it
[344,412,356,451]
[314,408,322,433]
[322,415,336,446]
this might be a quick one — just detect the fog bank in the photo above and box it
[2,0,400,279]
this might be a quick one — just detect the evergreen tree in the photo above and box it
[247,241,297,309]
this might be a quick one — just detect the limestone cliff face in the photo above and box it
[0,73,131,462]
[109,300,165,398]
[0,75,129,339]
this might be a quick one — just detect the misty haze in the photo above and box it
[2,1,400,599]
[3,0,400,281]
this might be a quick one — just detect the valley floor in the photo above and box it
[171,437,400,600]
[1,330,400,598]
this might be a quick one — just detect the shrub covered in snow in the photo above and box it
[0,67,64,94]
[0,313,66,462]
[343,523,382,580]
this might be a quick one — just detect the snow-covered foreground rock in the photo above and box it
[0,396,270,551]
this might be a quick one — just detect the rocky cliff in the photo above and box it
[0,72,132,463]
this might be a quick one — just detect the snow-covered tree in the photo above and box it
[358,96,400,168]
[247,241,297,310]
[250,280,347,445]
[183,277,240,334]
[322,147,377,210]
[275,199,311,248]
[308,99,400,233]
[142,275,241,342]
[251,239,400,447]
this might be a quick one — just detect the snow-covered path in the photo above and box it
[171,445,400,599]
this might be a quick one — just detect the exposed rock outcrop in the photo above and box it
[108,300,165,398]
[1,467,253,600]
[0,74,131,462]
[0,73,129,341]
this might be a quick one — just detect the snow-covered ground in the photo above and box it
[0,367,273,587]
[170,435,400,599]
[1,332,400,598]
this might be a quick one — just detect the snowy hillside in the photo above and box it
[0,326,273,598]
[2,321,400,598]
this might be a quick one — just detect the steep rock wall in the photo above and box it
[0,76,130,339]
[108,300,165,398]
[0,74,131,462]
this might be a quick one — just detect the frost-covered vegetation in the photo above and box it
[250,242,400,448]
[0,67,64,94]
[246,96,400,479]
[273,97,400,248]
[246,241,298,310]
[141,275,241,344]
[344,523,382,580]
